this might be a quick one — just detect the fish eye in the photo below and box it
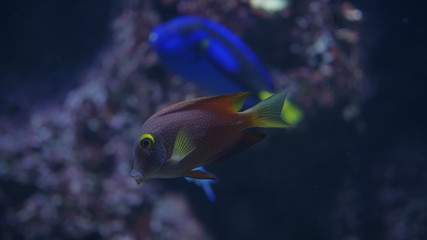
[139,134,155,149]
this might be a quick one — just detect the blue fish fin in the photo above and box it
[185,167,218,202]
[202,38,240,74]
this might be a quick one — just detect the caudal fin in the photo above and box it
[258,90,304,125]
[243,91,294,128]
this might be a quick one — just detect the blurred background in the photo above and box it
[0,0,426,239]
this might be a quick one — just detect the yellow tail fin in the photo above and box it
[259,90,304,125]
[244,91,294,128]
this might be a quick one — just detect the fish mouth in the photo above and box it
[131,169,144,184]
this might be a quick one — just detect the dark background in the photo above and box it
[0,0,113,118]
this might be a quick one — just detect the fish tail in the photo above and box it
[243,91,294,128]
[258,90,304,125]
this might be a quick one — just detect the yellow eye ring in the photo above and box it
[139,134,155,149]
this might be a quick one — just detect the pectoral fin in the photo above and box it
[170,128,196,163]
[184,169,218,180]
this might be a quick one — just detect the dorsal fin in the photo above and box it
[157,92,251,117]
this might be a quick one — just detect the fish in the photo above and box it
[148,16,302,200]
[150,16,274,104]
[131,91,292,186]
[149,15,303,124]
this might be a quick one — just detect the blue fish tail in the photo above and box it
[185,167,217,202]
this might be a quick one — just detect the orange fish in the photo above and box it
[131,91,292,183]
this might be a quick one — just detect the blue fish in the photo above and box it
[149,15,275,105]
